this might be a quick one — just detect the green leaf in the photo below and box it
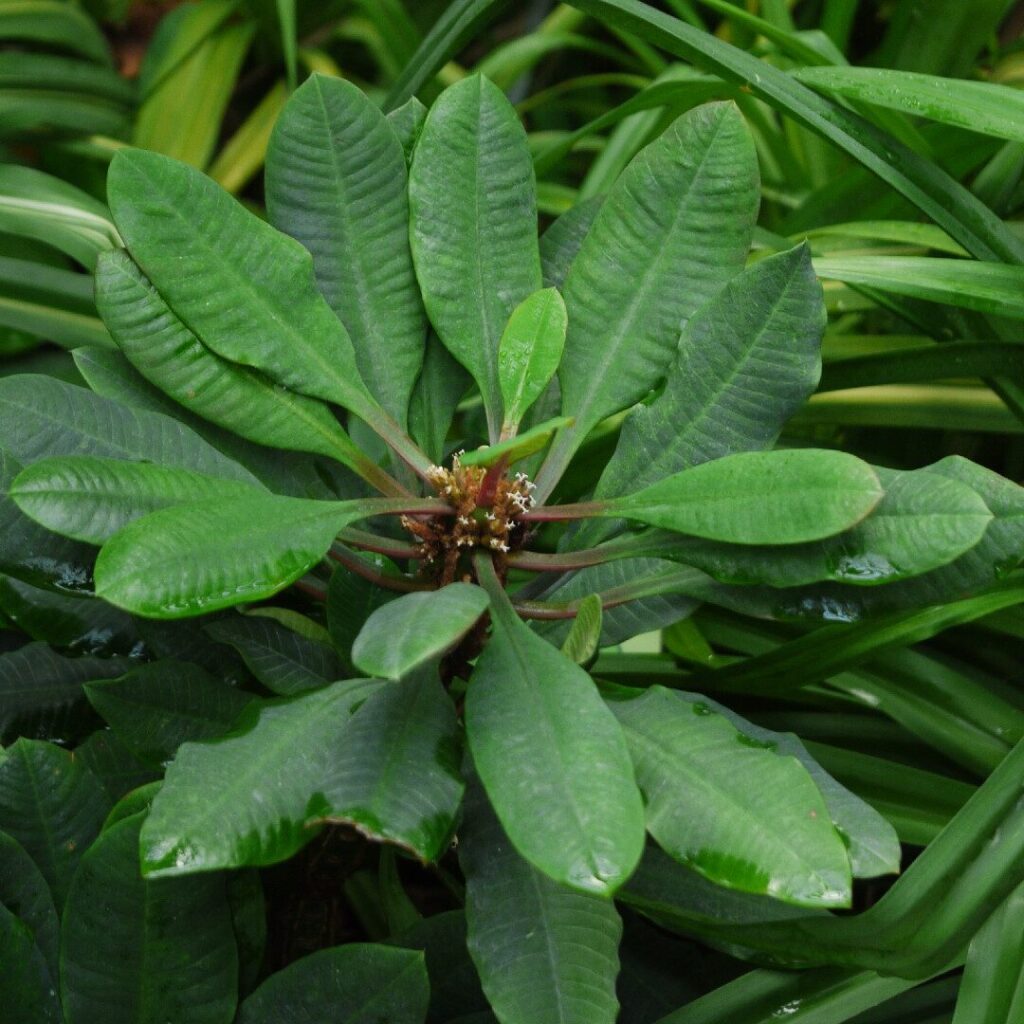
[606,449,883,545]
[0,738,109,905]
[0,374,260,486]
[85,661,254,765]
[312,670,463,861]
[94,494,427,618]
[466,581,644,895]
[460,776,622,1024]
[61,813,238,1024]
[106,148,379,422]
[0,1,113,64]
[813,256,1024,319]
[226,870,266,997]
[560,593,603,666]
[608,685,851,908]
[11,455,260,545]
[0,164,118,270]
[458,416,572,468]
[266,74,427,426]
[0,900,61,1024]
[94,250,367,470]
[793,67,1024,145]
[205,615,344,696]
[237,944,429,1024]
[562,0,1024,265]
[139,679,381,877]
[594,244,824,509]
[75,730,159,803]
[409,74,542,439]
[540,197,602,290]
[497,287,567,436]
[387,95,428,162]
[408,334,471,464]
[327,556,402,674]
[0,642,125,744]
[537,100,759,496]
[352,583,489,680]
[0,829,59,979]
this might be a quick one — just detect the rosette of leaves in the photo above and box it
[2,72,1022,1024]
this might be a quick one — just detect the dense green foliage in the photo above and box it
[2,2,1024,1023]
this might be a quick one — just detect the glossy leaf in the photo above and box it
[0,738,109,904]
[458,416,572,468]
[460,776,622,1024]
[640,465,992,587]
[106,148,378,421]
[237,944,429,1024]
[0,374,259,486]
[61,812,238,1024]
[85,661,254,765]
[537,101,759,495]
[205,615,344,696]
[12,455,260,545]
[94,494,425,618]
[313,670,463,861]
[409,74,542,438]
[497,287,567,436]
[466,584,644,895]
[140,679,381,877]
[609,686,852,908]
[352,583,489,680]
[266,74,427,425]
[606,449,883,545]
[94,251,366,469]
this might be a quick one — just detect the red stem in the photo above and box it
[519,500,606,522]
[336,528,421,560]
[329,543,432,593]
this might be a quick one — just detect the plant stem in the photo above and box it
[336,528,422,560]
[329,543,433,593]
[293,575,328,601]
[508,544,625,572]
[361,406,437,481]
[519,499,607,521]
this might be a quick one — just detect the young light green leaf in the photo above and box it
[352,583,489,680]
[460,776,622,1024]
[794,66,1024,145]
[639,465,993,587]
[61,813,238,1024]
[11,455,260,545]
[106,148,379,421]
[466,582,644,895]
[606,449,883,545]
[140,679,382,877]
[266,74,427,426]
[85,661,255,765]
[609,686,852,908]
[0,739,109,905]
[537,100,759,497]
[497,287,567,437]
[458,416,573,468]
[94,494,432,619]
[94,250,368,471]
[312,671,463,862]
[409,74,542,439]
[237,945,429,1024]
[561,593,603,666]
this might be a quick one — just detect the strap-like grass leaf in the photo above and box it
[638,465,992,587]
[460,776,622,1024]
[0,738,109,905]
[266,74,427,426]
[11,455,260,545]
[313,671,463,861]
[352,583,489,680]
[606,449,883,545]
[205,615,343,696]
[140,679,381,877]
[85,661,255,765]
[794,66,1024,145]
[497,287,567,437]
[94,250,367,470]
[0,374,259,486]
[106,148,379,421]
[409,74,542,439]
[537,100,759,495]
[237,944,429,1024]
[466,581,644,895]
[94,494,432,619]
[61,813,238,1024]
[609,686,852,908]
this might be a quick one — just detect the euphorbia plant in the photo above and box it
[4,71,1023,1022]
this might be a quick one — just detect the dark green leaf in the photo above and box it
[0,900,61,1024]
[0,829,59,978]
